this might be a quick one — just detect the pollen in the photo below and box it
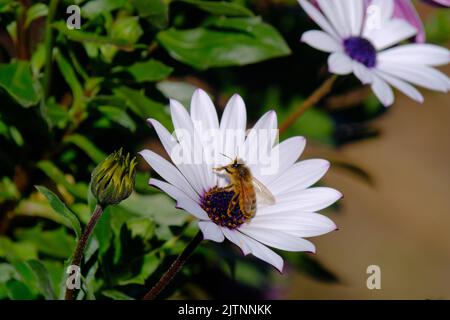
[200,187,247,229]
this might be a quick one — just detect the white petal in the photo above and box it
[344,0,364,36]
[301,30,342,53]
[328,52,353,75]
[170,99,214,192]
[237,232,284,272]
[362,0,394,36]
[260,136,306,185]
[270,159,330,196]
[198,221,225,242]
[352,61,373,84]
[259,187,342,214]
[317,0,349,38]
[150,178,208,220]
[377,62,450,92]
[190,89,221,169]
[222,228,250,255]
[220,94,247,163]
[244,111,278,180]
[139,150,199,201]
[366,19,417,51]
[190,89,219,131]
[239,226,316,253]
[371,74,395,106]
[374,69,424,103]
[297,0,341,41]
[378,44,450,67]
[250,212,337,237]
[147,119,203,194]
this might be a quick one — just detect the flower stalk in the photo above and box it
[142,231,203,300]
[279,75,338,135]
[65,204,104,300]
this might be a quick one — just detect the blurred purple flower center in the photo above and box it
[343,37,377,68]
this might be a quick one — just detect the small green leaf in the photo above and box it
[81,0,128,19]
[54,50,84,111]
[15,225,76,259]
[6,280,35,300]
[133,0,169,29]
[36,161,88,199]
[117,59,173,82]
[0,61,40,107]
[25,3,48,28]
[26,260,55,300]
[157,17,291,69]
[53,22,134,49]
[98,106,136,132]
[35,186,82,239]
[117,252,160,285]
[113,86,172,129]
[102,289,134,300]
[179,0,253,17]
[0,237,38,262]
[156,81,197,107]
[63,134,107,163]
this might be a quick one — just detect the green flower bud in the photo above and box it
[91,149,137,206]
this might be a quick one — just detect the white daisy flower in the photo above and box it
[299,0,450,106]
[140,89,341,272]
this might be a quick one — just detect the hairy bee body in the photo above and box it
[215,158,274,220]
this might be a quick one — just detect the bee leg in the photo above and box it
[223,184,234,192]
[226,193,240,217]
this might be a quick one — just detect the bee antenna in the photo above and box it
[220,153,232,161]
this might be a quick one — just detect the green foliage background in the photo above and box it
[0,0,448,300]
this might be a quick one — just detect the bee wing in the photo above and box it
[252,177,276,205]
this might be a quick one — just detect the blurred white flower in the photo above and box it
[299,0,450,106]
[140,89,340,272]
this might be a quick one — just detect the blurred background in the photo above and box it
[0,0,448,300]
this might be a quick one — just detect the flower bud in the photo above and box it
[90,149,137,206]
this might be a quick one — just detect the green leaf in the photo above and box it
[0,237,38,262]
[25,3,48,28]
[98,106,136,132]
[120,193,188,227]
[113,86,172,129]
[117,252,160,285]
[179,0,253,17]
[133,0,169,29]
[117,59,173,82]
[126,217,155,241]
[44,97,70,129]
[0,61,40,107]
[157,17,291,69]
[26,260,56,300]
[6,279,35,300]
[15,225,76,259]
[54,49,84,111]
[36,161,88,199]
[35,186,82,239]
[9,126,24,146]
[81,0,128,19]
[63,134,107,163]
[156,80,197,107]
[102,289,134,300]
[53,21,134,49]
[0,263,19,283]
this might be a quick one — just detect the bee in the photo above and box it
[214,156,276,220]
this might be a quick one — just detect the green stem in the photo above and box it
[142,231,203,300]
[65,205,105,300]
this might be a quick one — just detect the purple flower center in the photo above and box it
[343,37,377,68]
[201,187,246,229]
